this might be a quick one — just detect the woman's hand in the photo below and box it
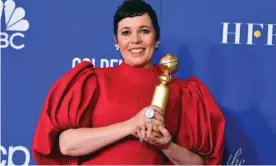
[137,122,172,149]
[126,105,165,138]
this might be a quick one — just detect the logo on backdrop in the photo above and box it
[72,57,123,68]
[0,0,30,49]
[221,22,276,46]
[227,148,245,165]
[0,145,30,165]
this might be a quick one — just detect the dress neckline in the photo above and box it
[117,61,162,84]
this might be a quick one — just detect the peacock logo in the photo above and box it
[0,0,30,49]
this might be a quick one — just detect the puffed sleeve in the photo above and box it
[175,77,225,165]
[32,61,99,165]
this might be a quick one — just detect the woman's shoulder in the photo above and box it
[68,61,124,85]
[172,76,203,88]
[172,76,213,97]
[49,61,99,92]
[57,61,96,82]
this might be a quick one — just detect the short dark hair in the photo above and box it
[113,0,160,41]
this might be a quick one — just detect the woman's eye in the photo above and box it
[122,31,130,36]
[141,29,150,34]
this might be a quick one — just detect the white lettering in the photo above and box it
[221,22,276,46]
[0,145,30,166]
[0,146,8,165]
[266,24,276,46]
[100,59,109,68]
[0,32,9,48]
[72,58,122,68]
[72,57,81,68]
[110,59,123,67]
[246,23,263,45]
[0,32,25,49]
[72,58,96,68]
[10,32,25,49]
[221,22,242,44]
[227,148,245,165]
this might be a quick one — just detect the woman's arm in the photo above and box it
[59,105,163,157]
[161,142,204,165]
[59,120,132,156]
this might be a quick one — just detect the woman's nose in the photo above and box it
[131,33,142,44]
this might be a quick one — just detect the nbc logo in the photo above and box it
[0,0,30,49]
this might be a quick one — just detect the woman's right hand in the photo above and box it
[126,105,165,138]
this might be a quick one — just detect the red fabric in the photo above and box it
[176,77,225,165]
[32,61,225,165]
[32,61,98,165]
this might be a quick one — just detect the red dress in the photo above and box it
[32,61,225,165]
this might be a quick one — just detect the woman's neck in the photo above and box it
[124,61,154,69]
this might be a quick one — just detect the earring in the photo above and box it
[155,41,160,48]
[114,44,120,50]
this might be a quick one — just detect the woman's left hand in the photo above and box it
[137,122,172,149]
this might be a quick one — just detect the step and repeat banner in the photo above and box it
[2,0,276,165]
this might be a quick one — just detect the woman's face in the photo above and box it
[116,13,157,69]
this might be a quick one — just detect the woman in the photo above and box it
[32,0,225,165]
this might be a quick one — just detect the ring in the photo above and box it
[145,108,155,119]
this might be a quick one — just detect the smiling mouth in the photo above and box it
[129,48,145,54]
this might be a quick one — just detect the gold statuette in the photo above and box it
[151,54,179,138]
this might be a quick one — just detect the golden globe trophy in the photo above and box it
[151,54,179,138]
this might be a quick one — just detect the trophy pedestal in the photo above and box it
[150,54,179,138]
